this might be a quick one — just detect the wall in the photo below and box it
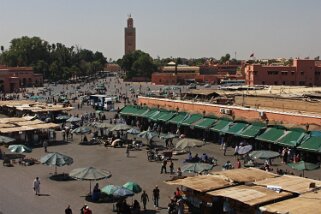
[138,96,321,126]
[234,96,321,114]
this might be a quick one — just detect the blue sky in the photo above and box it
[1,0,320,60]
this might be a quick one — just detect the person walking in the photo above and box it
[160,159,167,174]
[141,190,149,210]
[152,186,160,208]
[33,177,41,195]
[65,205,72,214]
[43,140,48,153]
[169,160,174,174]
[223,142,227,156]
[126,145,130,157]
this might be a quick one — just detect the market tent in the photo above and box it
[180,114,203,126]
[276,130,307,148]
[210,119,233,133]
[157,111,176,122]
[131,107,148,117]
[194,118,217,130]
[207,185,292,207]
[165,175,232,192]
[255,127,286,143]
[249,150,280,160]
[149,111,169,122]
[297,131,321,153]
[259,191,321,214]
[175,138,203,150]
[236,123,265,138]
[255,175,321,194]
[0,135,16,144]
[221,122,249,135]
[209,167,277,183]
[119,106,137,116]
[168,112,188,125]
[140,108,159,118]
[288,161,320,177]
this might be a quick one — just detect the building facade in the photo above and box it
[0,66,43,93]
[245,59,321,86]
[124,15,136,55]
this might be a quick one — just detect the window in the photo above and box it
[282,81,286,85]
[299,81,305,85]
[301,72,304,75]
[262,81,265,85]
[274,81,278,85]
[315,71,321,76]
[291,81,295,85]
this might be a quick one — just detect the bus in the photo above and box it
[219,79,245,86]
[89,95,115,111]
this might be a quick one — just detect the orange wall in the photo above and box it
[138,97,321,126]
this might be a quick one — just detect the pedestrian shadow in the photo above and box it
[38,193,50,196]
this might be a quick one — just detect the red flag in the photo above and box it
[250,53,254,57]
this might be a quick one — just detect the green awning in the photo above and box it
[194,118,217,129]
[210,119,233,133]
[276,131,307,147]
[236,124,265,138]
[181,114,203,126]
[222,122,249,135]
[131,107,149,117]
[140,109,159,118]
[168,112,188,125]
[149,111,169,121]
[255,127,286,143]
[297,135,321,153]
[120,106,144,116]
[158,112,176,122]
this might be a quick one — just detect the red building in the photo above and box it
[245,59,321,86]
[0,66,43,93]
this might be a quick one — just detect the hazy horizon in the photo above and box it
[1,0,320,60]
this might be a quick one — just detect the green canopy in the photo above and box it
[168,112,188,125]
[222,122,249,135]
[102,185,122,195]
[210,119,233,133]
[249,150,280,160]
[181,114,203,126]
[276,130,307,148]
[157,112,176,122]
[131,107,149,117]
[194,118,217,129]
[140,109,159,118]
[255,127,286,143]
[123,182,142,193]
[287,161,320,176]
[149,111,169,121]
[236,124,265,138]
[120,106,137,116]
[297,135,321,153]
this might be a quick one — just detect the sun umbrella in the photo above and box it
[66,116,81,123]
[175,138,203,150]
[237,145,253,155]
[181,163,214,173]
[288,161,320,177]
[29,95,43,100]
[137,130,158,140]
[95,110,103,114]
[123,182,142,193]
[8,144,32,153]
[160,133,177,140]
[91,122,113,129]
[69,167,112,195]
[127,128,141,135]
[249,150,280,160]
[110,124,131,131]
[71,126,91,134]
[113,187,134,198]
[0,135,16,144]
[101,185,122,195]
[40,152,73,175]
[56,115,70,120]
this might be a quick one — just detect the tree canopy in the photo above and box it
[119,50,157,80]
[0,36,107,81]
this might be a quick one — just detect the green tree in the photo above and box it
[120,50,157,80]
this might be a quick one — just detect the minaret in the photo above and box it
[124,15,136,55]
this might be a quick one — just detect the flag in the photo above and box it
[250,53,254,57]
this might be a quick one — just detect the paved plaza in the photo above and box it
[0,77,320,214]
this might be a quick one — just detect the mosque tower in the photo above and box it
[124,15,136,55]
